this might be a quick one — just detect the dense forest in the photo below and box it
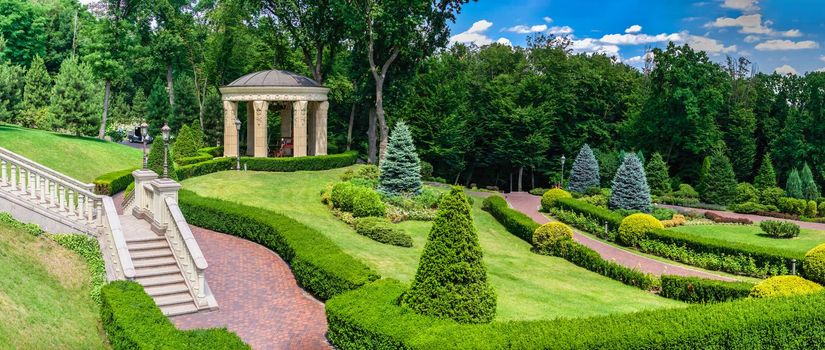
[1,0,824,192]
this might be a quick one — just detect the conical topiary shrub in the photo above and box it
[801,163,819,201]
[378,121,422,196]
[753,153,777,190]
[401,187,496,323]
[786,169,803,199]
[172,124,199,161]
[699,150,737,205]
[567,144,600,193]
[147,138,177,180]
[609,153,651,212]
[645,152,671,196]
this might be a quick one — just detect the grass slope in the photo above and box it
[0,124,141,182]
[0,221,107,349]
[182,166,683,321]
[671,224,825,255]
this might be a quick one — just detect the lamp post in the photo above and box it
[234,118,241,170]
[560,154,566,188]
[140,122,149,169]
[161,123,171,178]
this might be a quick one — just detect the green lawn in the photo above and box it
[182,166,683,321]
[0,221,107,349]
[671,224,825,255]
[0,124,141,182]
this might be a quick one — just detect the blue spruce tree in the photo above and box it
[567,144,600,193]
[378,121,422,196]
[609,153,651,212]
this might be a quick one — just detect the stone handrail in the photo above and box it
[101,196,136,279]
[0,147,94,192]
[162,197,208,305]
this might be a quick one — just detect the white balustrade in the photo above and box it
[163,196,209,307]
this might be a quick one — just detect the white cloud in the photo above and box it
[755,39,819,51]
[570,38,620,58]
[686,35,738,54]
[543,17,553,23]
[449,20,497,46]
[774,64,798,75]
[706,14,771,34]
[817,67,825,72]
[496,37,512,46]
[547,26,574,35]
[624,51,654,65]
[820,55,825,62]
[624,25,642,34]
[781,29,802,37]
[721,0,760,11]
[505,24,548,34]
[599,32,683,45]
[744,35,760,43]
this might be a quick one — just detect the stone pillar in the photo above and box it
[280,103,292,139]
[293,101,308,157]
[307,102,317,155]
[148,178,181,234]
[131,169,158,219]
[253,100,269,157]
[246,102,255,156]
[222,101,238,157]
[315,101,329,156]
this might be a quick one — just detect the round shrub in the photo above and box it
[618,213,663,247]
[532,222,574,252]
[804,243,825,285]
[673,184,699,199]
[355,217,413,247]
[331,182,357,212]
[807,200,818,217]
[749,275,822,298]
[759,220,800,238]
[540,188,572,211]
[760,187,785,206]
[352,187,386,217]
[735,183,760,204]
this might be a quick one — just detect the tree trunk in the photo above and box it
[464,160,477,187]
[374,77,389,161]
[166,63,175,109]
[509,171,513,193]
[367,107,377,164]
[518,166,524,192]
[531,166,535,189]
[346,104,356,151]
[98,80,111,139]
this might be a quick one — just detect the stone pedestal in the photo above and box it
[148,178,181,233]
[131,169,158,219]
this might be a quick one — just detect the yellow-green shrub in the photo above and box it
[532,222,574,251]
[803,243,825,284]
[540,188,572,211]
[661,214,686,228]
[618,213,663,246]
[749,275,822,298]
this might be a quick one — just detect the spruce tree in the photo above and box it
[753,153,777,190]
[0,61,23,124]
[567,144,600,193]
[786,169,803,199]
[699,150,738,205]
[609,153,652,212]
[50,57,98,136]
[190,121,205,149]
[801,163,819,200]
[131,89,148,122]
[146,80,171,136]
[147,139,177,180]
[595,149,619,188]
[378,121,422,196]
[401,187,496,323]
[23,55,51,111]
[645,152,671,196]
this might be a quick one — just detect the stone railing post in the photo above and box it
[131,169,158,219]
[149,178,181,233]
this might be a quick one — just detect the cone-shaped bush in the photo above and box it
[567,144,600,193]
[147,138,177,180]
[609,154,651,212]
[401,187,496,323]
[378,121,422,196]
[699,151,738,205]
[801,163,819,200]
[172,124,200,161]
[753,153,777,190]
[645,152,671,196]
[786,169,803,199]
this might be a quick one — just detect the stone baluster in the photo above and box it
[49,180,56,207]
[39,176,46,203]
[96,201,103,227]
[10,163,16,191]
[86,197,93,222]
[0,159,6,186]
[29,171,36,200]
[68,190,75,216]
[77,194,85,221]
[58,184,64,211]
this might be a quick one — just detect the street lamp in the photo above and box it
[234,118,241,170]
[161,123,171,178]
[560,154,566,188]
[140,122,149,169]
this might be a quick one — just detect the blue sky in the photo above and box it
[448,0,825,74]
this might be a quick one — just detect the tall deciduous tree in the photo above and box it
[567,144,600,193]
[753,153,777,190]
[609,153,651,212]
[50,56,98,135]
[645,152,671,196]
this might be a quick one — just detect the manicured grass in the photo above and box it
[0,220,107,349]
[182,167,683,321]
[670,224,825,255]
[0,124,141,182]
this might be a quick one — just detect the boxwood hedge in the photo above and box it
[93,168,137,195]
[326,278,825,349]
[101,281,248,349]
[175,151,359,180]
[482,196,539,243]
[554,197,624,231]
[660,275,753,303]
[178,189,379,300]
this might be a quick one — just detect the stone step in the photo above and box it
[130,248,173,259]
[144,283,190,296]
[125,235,166,244]
[160,302,199,317]
[128,240,169,251]
[136,273,185,287]
[135,265,180,277]
[132,256,177,268]
[153,292,195,307]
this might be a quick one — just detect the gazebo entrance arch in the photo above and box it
[219,70,330,158]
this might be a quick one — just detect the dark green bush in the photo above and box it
[178,190,379,300]
[419,160,433,180]
[355,217,413,247]
[482,196,539,243]
[331,182,358,212]
[760,220,800,238]
[242,151,358,172]
[352,187,386,217]
[172,124,203,161]
[176,154,213,166]
[729,201,769,214]
[199,146,223,157]
[673,183,699,198]
[176,157,234,180]
[101,281,248,349]
[735,182,760,204]
[659,275,753,303]
[93,168,137,195]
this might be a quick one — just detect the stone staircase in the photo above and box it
[128,234,198,316]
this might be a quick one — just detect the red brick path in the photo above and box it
[505,192,734,281]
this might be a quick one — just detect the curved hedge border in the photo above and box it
[482,196,538,242]
[555,197,624,230]
[326,279,825,349]
[178,189,379,300]
[660,275,753,303]
[93,168,137,195]
[101,281,248,349]
[175,151,359,180]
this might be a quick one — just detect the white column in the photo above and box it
[315,101,329,156]
[253,101,269,157]
[222,101,239,157]
[292,101,308,157]
[280,103,292,140]
[246,101,255,156]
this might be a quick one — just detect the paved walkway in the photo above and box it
[504,192,735,281]
[660,204,825,231]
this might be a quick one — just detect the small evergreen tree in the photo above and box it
[609,154,652,212]
[645,152,671,196]
[567,144,600,193]
[401,187,496,323]
[698,150,738,205]
[786,169,803,199]
[146,80,171,135]
[147,138,177,179]
[636,150,645,166]
[801,163,819,200]
[131,89,148,122]
[23,55,51,111]
[0,62,23,124]
[172,124,200,161]
[753,153,777,190]
[378,121,422,196]
[594,148,619,188]
[50,57,98,136]
[190,121,205,149]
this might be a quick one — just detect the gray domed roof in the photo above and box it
[226,70,321,88]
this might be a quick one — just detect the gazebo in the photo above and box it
[219,70,330,158]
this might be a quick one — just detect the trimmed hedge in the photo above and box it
[101,281,248,349]
[326,278,825,349]
[199,146,223,157]
[176,154,213,166]
[175,151,359,180]
[660,275,753,303]
[555,197,624,230]
[482,196,539,243]
[176,157,234,180]
[354,217,413,247]
[93,168,137,195]
[178,190,379,300]
[704,211,752,224]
